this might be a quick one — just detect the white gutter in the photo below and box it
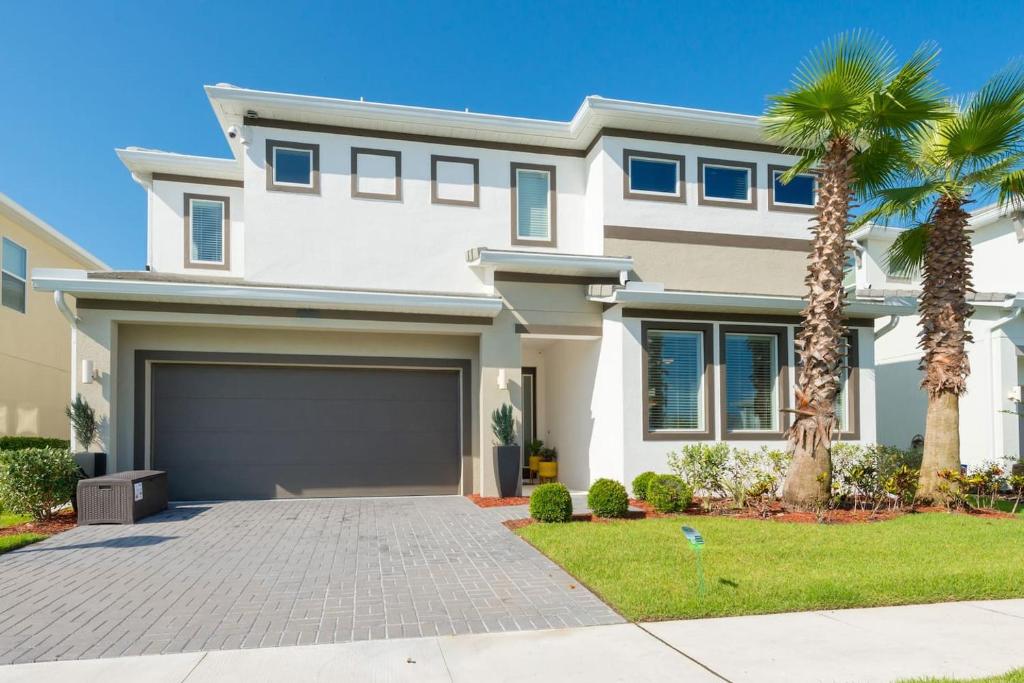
[589,285,916,318]
[31,269,504,318]
[53,290,78,449]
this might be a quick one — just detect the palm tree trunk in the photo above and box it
[782,137,852,508]
[916,196,973,503]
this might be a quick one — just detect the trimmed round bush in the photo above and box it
[0,447,80,520]
[587,478,629,518]
[631,471,657,501]
[529,483,573,523]
[647,474,693,514]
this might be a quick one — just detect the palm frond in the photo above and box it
[865,183,943,224]
[997,168,1024,210]
[764,30,893,147]
[851,134,913,195]
[962,153,1024,191]
[938,61,1024,168]
[864,42,949,138]
[886,224,930,277]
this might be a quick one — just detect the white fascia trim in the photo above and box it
[467,248,633,276]
[0,193,109,271]
[31,269,503,318]
[205,85,775,153]
[116,148,242,183]
[589,287,916,317]
[848,223,905,242]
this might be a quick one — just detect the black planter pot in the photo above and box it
[494,445,522,497]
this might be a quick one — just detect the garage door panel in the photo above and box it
[151,363,462,500]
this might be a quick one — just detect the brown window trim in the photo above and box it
[431,155,479,207]
[265,140,320,194]
[719,324,789,440]
[697,158,758,210]
[622,149,685,203]
[183,193,230,271]
[767,164,816,214]
[641,321,715,441]
[793,329,861,440]
[510,162,557,247]
[351,147,403,201]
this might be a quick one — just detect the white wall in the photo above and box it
[240,126,591,293]
[541,339,601,491]
[600,136,815,240]
[972,217,1024,293]
[149,178,245,277]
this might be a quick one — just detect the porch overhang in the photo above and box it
[31,269,504,319]
[588,284,917,319]
[467,248,632,281]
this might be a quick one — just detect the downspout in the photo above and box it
[988,303,1023,462]
[54,290,79,450]
[874,314,900,339]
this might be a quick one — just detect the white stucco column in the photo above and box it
[478,309,522,496]
[75,311,117,469]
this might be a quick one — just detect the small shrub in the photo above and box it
[647,474,692,514]
[631,471,657,501]
[667,443,729,509]
[529,483,572,522]
[0,448,80,520]
[588,478,629,518]
[0,436,71,452]
[491,404,516,446]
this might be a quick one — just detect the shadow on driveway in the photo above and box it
[15,535,178,552]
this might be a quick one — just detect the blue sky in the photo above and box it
[1,1,1021,270]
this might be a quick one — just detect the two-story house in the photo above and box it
[854,206,1024,468]
[32,84,907,500]
[1,192,108,440]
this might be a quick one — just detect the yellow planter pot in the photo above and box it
[528,455,542,475]
[538,461,558,481]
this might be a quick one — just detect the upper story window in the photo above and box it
[184,194,229,270]
[623,149,685,202]
[698,158,757,210]
[721,325,787,436]
[266,140,320,194]
[643,322,714,440]
[431,155,479,207]
[1,237,27,314]
[768,164,816,213]
[351,148,402,201]
[511,162,556,247]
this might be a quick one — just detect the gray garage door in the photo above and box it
[151,363,462,500]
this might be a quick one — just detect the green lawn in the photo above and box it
[0,511,44,555]
[0,512,32,528]
[897,668,1024,682]
[0,533,45,554]
[517,513,1024,620]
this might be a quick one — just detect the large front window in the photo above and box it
[724,332,780,432]
[643,322,713,439]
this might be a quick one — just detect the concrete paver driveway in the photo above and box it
[0,497,621,664]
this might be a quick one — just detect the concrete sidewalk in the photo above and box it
[2,599,1022,682]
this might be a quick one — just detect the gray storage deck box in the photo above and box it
[77,470,168,525]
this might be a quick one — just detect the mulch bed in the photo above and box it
[502,496,1019,529]
[0,509,77,538]
[466,494,530,508]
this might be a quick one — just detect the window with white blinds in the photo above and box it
[835,336,852,431]
[725,333,779,431]
[190,199,224,264]
[646,330,705,432]
[516,169,551,240]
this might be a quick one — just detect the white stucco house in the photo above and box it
[31,84,908,500]
[855,206,1024,469]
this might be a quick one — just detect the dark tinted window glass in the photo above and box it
[274,148,312,185]
[773,171,815,205]
[704,165,749,200]
[630,157,677,194]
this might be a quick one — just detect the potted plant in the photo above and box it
[527,440,545,482]
[66,394,104,477]
[1013,457,1024,478]
[538,446,558,482]
[491,404,520,497]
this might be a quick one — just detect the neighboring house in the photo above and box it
[32,84,908,500]
[0,193,108,439]
[854,206,1024,468]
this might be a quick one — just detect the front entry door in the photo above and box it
[522,367,537,476]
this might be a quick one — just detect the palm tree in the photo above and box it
[763,32,946,507]
[862,63,1024,502]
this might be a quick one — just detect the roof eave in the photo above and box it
[31,269,503,318]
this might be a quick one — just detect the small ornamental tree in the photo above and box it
[66,394,100,451]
